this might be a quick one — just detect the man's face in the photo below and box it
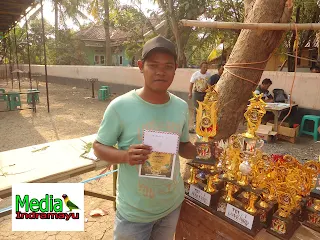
[137,51,177,93]
[261,83,271,91]
[218,66,224,75]
[200,63,208,74]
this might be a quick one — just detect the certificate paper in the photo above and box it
[139,152,176,179]
[139,130,179,180]
[142,130,179,155]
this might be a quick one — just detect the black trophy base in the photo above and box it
[267,210,300,240]
[215,198,263,237]
[302,206,320,233]
[256,200,278,228]
[184,181,221,210]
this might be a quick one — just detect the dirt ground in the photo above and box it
[0,77,319,240]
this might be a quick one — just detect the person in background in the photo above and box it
[188,61,211,133]
[93,36,196,240]
[310,66,320,73]
[208,64,224,86]
[254,78,274,103]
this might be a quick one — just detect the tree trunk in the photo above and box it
[54,0,59,41]
[215,0,293,140]
[288,5,300,72]
[167,0,186,67]
[104,0,112,66]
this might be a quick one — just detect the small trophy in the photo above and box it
[253,165,279,228]
[267,186,300,240]
[303,162,320,232]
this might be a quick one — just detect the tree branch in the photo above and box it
[280,0,293,23]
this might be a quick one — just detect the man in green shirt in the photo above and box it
[93,36,196,240]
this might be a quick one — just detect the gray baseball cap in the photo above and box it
[142,36,177,60]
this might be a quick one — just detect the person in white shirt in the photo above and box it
[188,61,211,133]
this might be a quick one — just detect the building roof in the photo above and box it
[0,0,37,33]
[77,25,128,42]
[76,15,165,46]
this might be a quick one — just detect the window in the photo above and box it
[119,56,123,65]
[100,56,105,65]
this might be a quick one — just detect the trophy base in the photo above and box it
[191,142,217,165]
[215,198,263,237]
[256,200,278,228]
[184,182,221,210]
[302,206,320,233]
[267,210,300,240]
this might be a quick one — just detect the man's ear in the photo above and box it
[137,60,144,72]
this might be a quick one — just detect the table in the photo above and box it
[175,198,320,240]
[265,103,298,132]
[0,91,40,113]
[0,134,111,216]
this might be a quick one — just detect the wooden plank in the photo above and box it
[175,199,254,240]
[0,134,108,198]
[176,199,320,240]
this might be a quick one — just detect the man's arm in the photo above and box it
[208,74,218,86]
[93,141,127,164]
[93,141,152,165]
[266,92,274,103]
[179,142,196,159]
[188,83,194,99]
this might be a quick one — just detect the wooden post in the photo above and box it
[40,0,50,113]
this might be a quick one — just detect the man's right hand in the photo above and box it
[188,93,192,99]
[124,144,152,165]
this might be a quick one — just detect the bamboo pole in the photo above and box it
[180,20,320,31]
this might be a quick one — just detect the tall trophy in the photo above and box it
[193,85,219,165]
[185,85,222,210]
[216,93,267,236]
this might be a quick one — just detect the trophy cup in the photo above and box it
[303,161,320,232]
[216,134,242,214]
[267,184,300,240]
[185,85,222,210]
[216,93,266,236]
[251,159,279,228]
[266,157,317,239]
[192,85,218,165]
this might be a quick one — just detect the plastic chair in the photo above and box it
[100,86,110,97]
[98,89,108,101]
[299,115,320,141]
[7,92,21,110]
[27,89,40,104]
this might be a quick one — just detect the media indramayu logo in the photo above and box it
[15,193,80,221]
[12,183,84,231]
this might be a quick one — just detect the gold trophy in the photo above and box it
[193,85,218,165]
[302,160,320,232]
[267,184,300,239]
[185,85,222,209]
[217,93,266,235]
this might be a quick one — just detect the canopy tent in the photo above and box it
[0,0,50,112]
